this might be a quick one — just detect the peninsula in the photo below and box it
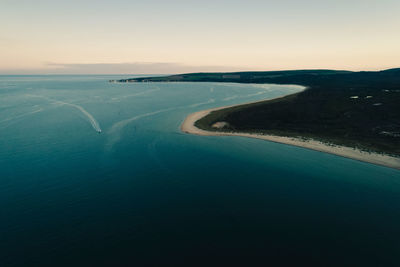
[116,69,400,169]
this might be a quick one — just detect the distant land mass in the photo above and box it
[114,68,400,158]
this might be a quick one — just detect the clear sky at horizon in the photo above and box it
[1,0,399,74]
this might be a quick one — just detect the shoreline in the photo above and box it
[181,97,400,171]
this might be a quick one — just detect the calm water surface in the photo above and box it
[0,75,399,266]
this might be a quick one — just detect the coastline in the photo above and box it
[181,98,400,171]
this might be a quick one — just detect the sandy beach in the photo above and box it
[181,100,400,171]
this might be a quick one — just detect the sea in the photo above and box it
[0,75,399,266]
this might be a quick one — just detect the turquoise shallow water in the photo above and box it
[0,75,400,266]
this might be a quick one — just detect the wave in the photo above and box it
[188,99,215,108]
[249,84,271,90]
[223,95,239,101]
[26,94,102,133]
[241,91,266,98]
[221,91,266,102]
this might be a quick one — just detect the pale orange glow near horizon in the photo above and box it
[1,0,399,74]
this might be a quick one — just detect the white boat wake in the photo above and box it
[27,94,102,133]
[64,102,102,133]
[106,107,175,150]
[0,108,43,129]
[109,87,161,102]
[105,88,278,149]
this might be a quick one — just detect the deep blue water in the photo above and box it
[0,75,399,266]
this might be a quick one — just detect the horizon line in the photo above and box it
[1,67,399,76]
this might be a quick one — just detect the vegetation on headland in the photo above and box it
[116,68,400,156]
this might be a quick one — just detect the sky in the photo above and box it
[1,0,399,74]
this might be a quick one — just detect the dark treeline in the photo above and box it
[119,68,400,156]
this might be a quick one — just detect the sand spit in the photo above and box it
[181,100,400,171]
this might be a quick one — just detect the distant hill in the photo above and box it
[115,69,352,84]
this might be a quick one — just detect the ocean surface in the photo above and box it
[0,75,399,266]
